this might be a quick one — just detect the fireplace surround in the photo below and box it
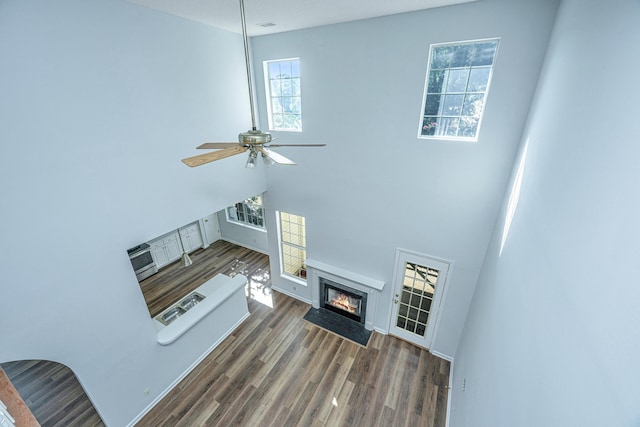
[306,259,385,331]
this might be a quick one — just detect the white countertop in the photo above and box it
[154,273,247,345]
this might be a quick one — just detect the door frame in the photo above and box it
[387,248,454,349]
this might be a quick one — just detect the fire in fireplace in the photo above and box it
[319,278,367,324]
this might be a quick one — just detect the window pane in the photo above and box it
[281,79,292,96]
[291,98,302,114]
[431,46,453,69]
[291,78,300,96]
[291,60,300,77]
[435,117,460,137]
[446,69,469,93]
[265,59,302,131]
[451,44,473,68]
[272,99,283,113]
[269,62,280,78]
[468,67,491,92]
[270,80,281,97]
[424,94,443,116]
[442,94,465,116]
[428,70,448,94]
[462,93,484,116]
[419,38,499,140]
[421,117,438,136]
[472,41,499,66]
[278,61,292,77]
[459,117,479,137]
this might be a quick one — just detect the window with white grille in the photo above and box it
[418,38,499,141]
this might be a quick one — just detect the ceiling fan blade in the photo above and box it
[196,143,240,149]
[182,146,247,167]
[257,147,296,165]
[267,144,327,147]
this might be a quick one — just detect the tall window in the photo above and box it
[418,38,500,141]
[264,58,302,131]
[226,195,265,229]
[278,211,306,280]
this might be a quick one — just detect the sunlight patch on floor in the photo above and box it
[246,268,273,308]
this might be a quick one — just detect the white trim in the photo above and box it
[430,349,454,363]
[445,357,454,427]
[271,285,312,305]
[221,238,269,255]
[279,273,308,287]
[416,37,501,142]
[306,262,384,331]
[305,259,385,291]
[263,57,302,132]
[373,326,388,335]
[126,312,250,427]
[387,248,453,349]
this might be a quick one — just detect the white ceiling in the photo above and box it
[125,0,477,36]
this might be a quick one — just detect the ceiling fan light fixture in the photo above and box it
[245,149,258,169]
[180,0,325,169]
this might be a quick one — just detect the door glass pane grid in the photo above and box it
[396,262,440,337]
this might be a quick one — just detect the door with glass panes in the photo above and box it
[389,249,450,348]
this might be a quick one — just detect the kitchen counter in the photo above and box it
[154,273,248,345]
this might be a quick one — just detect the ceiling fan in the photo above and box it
[182,0,325,169]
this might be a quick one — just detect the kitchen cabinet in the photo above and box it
[179,223,203,253]
[150,233,181,269]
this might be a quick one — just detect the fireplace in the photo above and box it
[319,277,367,324]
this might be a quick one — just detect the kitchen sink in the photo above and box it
[179,292,205,310]
[156,291,207,326]
[157,306,186,326]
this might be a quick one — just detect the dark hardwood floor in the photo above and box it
[140,240,270,317]
[0,360,104,427]
[4,241,450,426]
[138,282,451,426]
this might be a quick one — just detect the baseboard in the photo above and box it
[221,238,269,255]
[126,312,250,427]
[373,326,388,335]
[271,285,312,305]
[430,349,454,363]
[445,358,454,427]
[427,350,454,427]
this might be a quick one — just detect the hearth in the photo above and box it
[320,277,367,324]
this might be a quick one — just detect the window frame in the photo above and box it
[225,195,267,232]
[263,58,302,132]
[417,37,500,142]
[276,211,307,284]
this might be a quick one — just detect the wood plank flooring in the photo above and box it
[0,360,104,427]
[139,240,270,317]
[138,286,451,426]
[4,242,450,426]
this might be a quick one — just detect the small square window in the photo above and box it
[264,58,302,132]
[418,39,500,141]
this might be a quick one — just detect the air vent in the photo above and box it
[257,22,276,27]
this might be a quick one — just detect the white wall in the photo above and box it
[252,0,559,355]
[217,210,269,253]
[0,1,266,425]
[451,0,640,425]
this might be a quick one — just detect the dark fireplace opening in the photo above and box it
[319,278,367,324]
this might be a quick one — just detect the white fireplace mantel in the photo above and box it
[305,259,385,331]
